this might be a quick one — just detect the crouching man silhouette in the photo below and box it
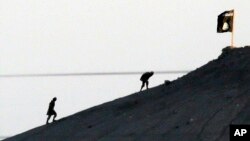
[140,71,154,91]
[46,97,57,125]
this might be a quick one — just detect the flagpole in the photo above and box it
[231,9,235,48]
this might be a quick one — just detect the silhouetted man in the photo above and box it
[46,97,57,124]
[140,71,154,91]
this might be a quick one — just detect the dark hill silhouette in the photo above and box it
[4,46,250,141]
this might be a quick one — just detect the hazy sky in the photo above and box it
[1,0,250,138]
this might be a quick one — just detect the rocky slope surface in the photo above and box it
[5,46,250,141]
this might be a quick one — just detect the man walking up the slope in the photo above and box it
[140,71,154,91]
[46,97,57,125]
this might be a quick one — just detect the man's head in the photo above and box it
[148,71,154,77]
[52,97,57,101]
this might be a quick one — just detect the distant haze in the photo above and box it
[1,0,250,137]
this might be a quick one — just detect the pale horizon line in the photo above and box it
[0,70,191,78]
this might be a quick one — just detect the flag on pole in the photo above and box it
[217,10,234,33]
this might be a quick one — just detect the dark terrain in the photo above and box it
[5,46,250,141]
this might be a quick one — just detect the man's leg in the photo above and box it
[53,112,57,122]
[146,81,149,89]
[46,115,51,124]
[140,81,145,91]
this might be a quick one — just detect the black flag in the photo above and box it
[217,10,234,33]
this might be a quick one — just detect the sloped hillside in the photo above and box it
[5,46,250,141]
